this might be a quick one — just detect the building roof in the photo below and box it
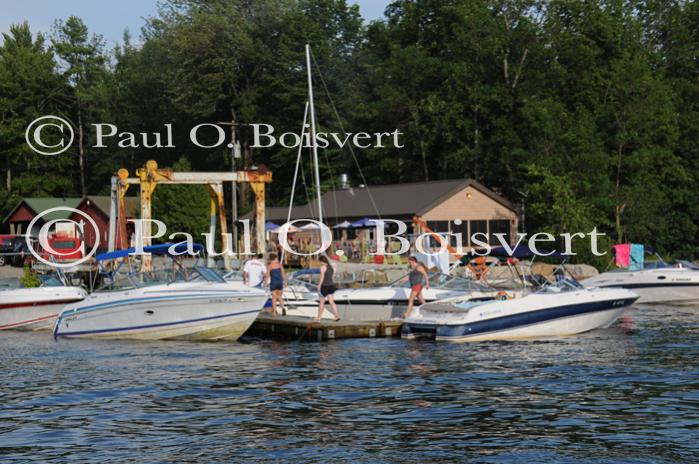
[79,196,140,218]
[3,197,82,223]
[3,196,140,224]
[258,179,515,222]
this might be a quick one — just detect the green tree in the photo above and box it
[52,16,108,197]
[0,22,72,206]
[151,156,211,240]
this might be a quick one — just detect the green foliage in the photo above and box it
[1,0,699,262]
[151,157,211,241]
[52,16,109,197]
[0,22,74,199]
[20,264,40,288]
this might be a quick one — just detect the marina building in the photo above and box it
[261,179,519,248]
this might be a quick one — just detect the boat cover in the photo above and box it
[96,243,205,261]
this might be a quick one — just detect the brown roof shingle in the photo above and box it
[257,179,514,223]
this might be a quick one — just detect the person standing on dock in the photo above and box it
[243,253,265,287]
[265,253,287,316]
[315,255,341,321]
[403,256,429,319]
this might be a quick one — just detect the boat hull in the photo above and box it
[0,287,87,331]
[0,302,69,331]
[403,290,638,342]
[583,269,699,305]
[54,290,267,341]
[626,285,699,305]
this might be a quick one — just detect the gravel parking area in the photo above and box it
[0,265,22,279]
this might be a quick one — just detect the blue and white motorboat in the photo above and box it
[53,244,267,341]
[402,279,638,342]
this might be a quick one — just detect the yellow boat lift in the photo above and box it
[107,159,272,270]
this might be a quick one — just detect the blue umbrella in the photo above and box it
[265,221,280,232]
[350,217,378,228]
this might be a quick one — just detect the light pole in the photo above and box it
[218,121,242,254]
[516,190,528,233]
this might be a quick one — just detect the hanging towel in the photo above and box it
[629,244,645,271]
[612,243,631,268]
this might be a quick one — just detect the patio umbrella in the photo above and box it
[271,223,299,233]
[299,222,321,230]
[350,217,378,228]
[265,221,280,232]
[333,220,352,229]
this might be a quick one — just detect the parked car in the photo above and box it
[7,237,38,267]
[42,234,83,261]
[0,235,19,266]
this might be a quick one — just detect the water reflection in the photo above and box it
[0,306,697,462]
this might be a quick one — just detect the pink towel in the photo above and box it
[612,244,631,268]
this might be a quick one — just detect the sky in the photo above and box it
[0,0,392,47]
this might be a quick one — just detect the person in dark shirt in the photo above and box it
[264,253,287,316]
[403,256,429,318]
[315,255,341,321]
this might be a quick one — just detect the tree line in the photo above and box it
[1,0,698,261]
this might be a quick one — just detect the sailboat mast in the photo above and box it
[305,43,323,225]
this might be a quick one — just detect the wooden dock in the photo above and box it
[246,315,403,342]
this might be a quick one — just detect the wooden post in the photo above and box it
[250,181,266,255]
[135,160,167,272]
[207,185,217,268]
[215,183,231,270]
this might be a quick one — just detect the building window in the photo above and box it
[489,219,510,245]
[452,220,468,248]
[469,220,487,246]
[425,221,449,249]
[384,221,402,236]
[426,221,449,233]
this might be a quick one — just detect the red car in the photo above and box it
[0,234,18,247]
[42,235,83,261]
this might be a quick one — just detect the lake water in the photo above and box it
[1,305,697,463]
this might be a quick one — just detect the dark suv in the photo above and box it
[1,237,37,267]
[0,236,18,266]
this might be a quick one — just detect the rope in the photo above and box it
[298,150,313,211]
[283,101,310,263]
[310,48,382,219]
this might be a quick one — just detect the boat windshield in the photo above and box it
[39,275,65,287]
[643,260,672,269]
[389,272,491,292]
[285,277,317,292]
[537,278,585,293]
[98,265,225,292]
[188,266,226,283]
[676,260,699,270]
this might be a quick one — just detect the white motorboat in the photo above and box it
[331,273,506,321]
[223,269,331,319]
[269,278,330,318]
[0,275,87,331]
[582,261,699,305]
[402,279,638,342]
[53,245,267,341]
